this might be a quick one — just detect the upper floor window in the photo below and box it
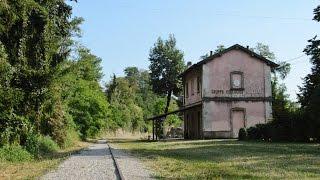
[185,82,189,98]
[197,76,201,93]
[191,78,194,95]
[230,71,244,90]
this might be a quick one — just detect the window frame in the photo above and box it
[230,71,244,90]
[185,82,189,98]
[197,76,201,94]
[191,78,194,95]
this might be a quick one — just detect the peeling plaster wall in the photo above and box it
[184,68,202,105]
[264,63,273,121]
[203,101,266,132]
[202,49,266,98]
[201,49,273,137]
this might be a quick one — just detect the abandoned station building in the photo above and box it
[181,44,278,139]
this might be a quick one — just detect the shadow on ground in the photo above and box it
[110,139,320,179]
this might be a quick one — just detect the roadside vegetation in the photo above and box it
[0,141,89,179]
[0,1,109,178]
[0,1,183,178]
[238,5,320,142]
[111,139,320,179]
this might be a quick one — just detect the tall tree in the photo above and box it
[298,5,320,140]
[0,0,78,145]
[56,47,110,139]
[251,43,297,133]
[252,43,290,79]
[149,35,185,115]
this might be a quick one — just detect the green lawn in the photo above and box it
[110,139,320,179]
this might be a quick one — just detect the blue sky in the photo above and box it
[69,0,319,101]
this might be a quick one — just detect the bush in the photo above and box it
[247,126,261,140]
[63,128,80,148]
[0,145,33,162]
[25,134,59,156]
[25,133,40,155]
[238,128,248,140]
[39,136,59,154]
[40,100,69,147]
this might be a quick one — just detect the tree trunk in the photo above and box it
[165,90,172,114]
[160,90,172,139]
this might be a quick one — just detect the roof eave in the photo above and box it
[178,44,280,78]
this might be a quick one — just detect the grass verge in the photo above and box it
[110,138,320,179]
[0,141,89,179]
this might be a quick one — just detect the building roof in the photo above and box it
[179,44,279,78]
[147,102,202,121]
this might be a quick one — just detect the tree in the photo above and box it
[57,47,110,139]
[106,74,118,103]
[251,43,299,138]
[0,0,78,145]
[298,5,320,140]
[149,35,185,115]
[106,76,144,131]
[200,45,226,60]
[105,66,183,135]
[252,43,290,79]
[214,44,226,53]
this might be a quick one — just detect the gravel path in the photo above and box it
[42,140,118,180]
[110,144,155,180]
[42,140,154,180]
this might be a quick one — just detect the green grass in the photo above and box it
[0,146,33,162]
[110,139,320,179]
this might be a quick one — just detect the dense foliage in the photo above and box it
[0,0,111,156]
[105,67,182,134]
[237,43,307,142]
[148,35,185,138]
[248,5,320,142]
[149,35,185,113]
[298,5,320,141]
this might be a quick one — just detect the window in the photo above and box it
[185,82,189,98]
[230,71,244,90]
[197,76,201,93]
[191,79,194,95]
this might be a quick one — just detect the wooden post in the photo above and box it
[152,119,155,140]
[156,120,158,140]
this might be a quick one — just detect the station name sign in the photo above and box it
[211,89,262,95]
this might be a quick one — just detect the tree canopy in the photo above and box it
[149,34,185,114]
[0,0,111,149]
[298,5,320,140]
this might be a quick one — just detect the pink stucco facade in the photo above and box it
[183,45,275,139]
[184,67,202,105]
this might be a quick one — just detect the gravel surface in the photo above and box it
[42,140,118,180]
[110,144,155,180]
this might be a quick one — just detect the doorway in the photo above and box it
[231,108,246,138]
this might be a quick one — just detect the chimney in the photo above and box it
[210,51,213,56]
[246,45,249,49]
[187,61,192,67]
